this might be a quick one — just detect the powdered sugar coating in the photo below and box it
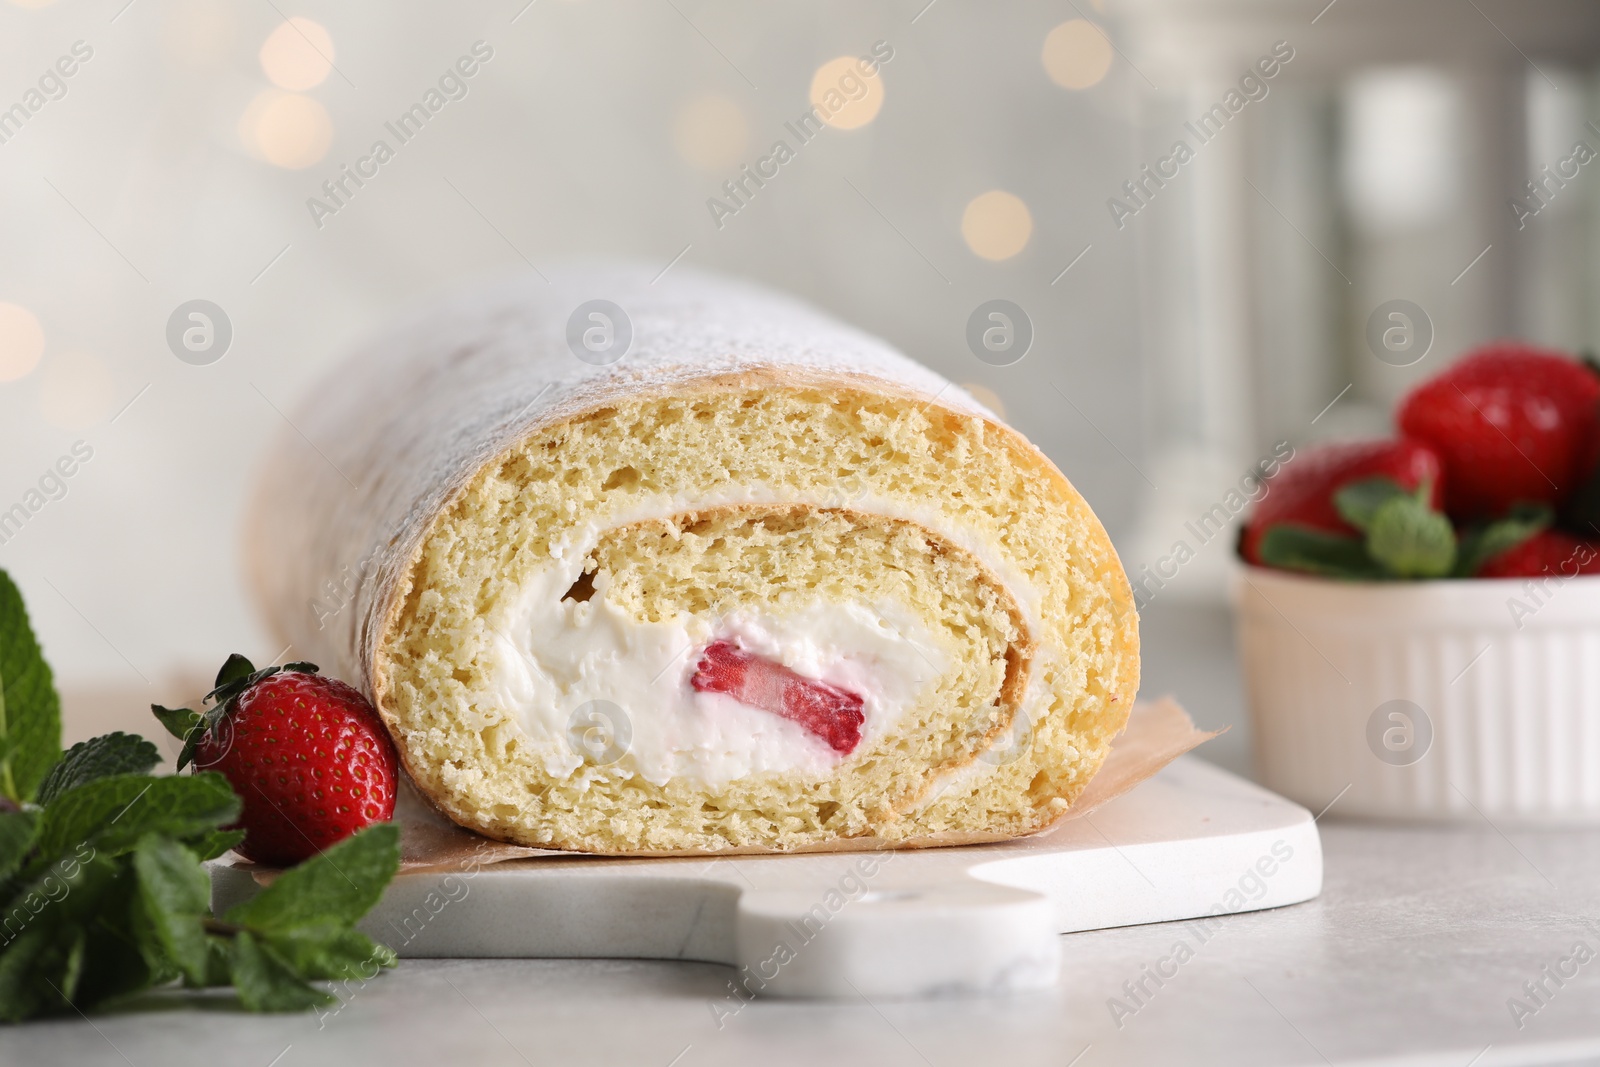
[245,266,991,691]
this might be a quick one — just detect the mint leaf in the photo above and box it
[0,569,62,804]
[0,924,54,1022]
[189,828,247,862]
[0,809,39,888]
[2,850,148,1016]
[58,927,87,1006]
[1367,495,1457,577]
[1456,503,1554,577]
[36,733,160,807]
[32,772,239,868]
[1334,477,1410,532]
[200,935,233,987]
[265,926,395,981]
[1,843,102,955]
[1257,525,1387,579]
[131,836,211,986]
[64,861,159,1013]
[225,823,399,933]
[231,931,335,1012]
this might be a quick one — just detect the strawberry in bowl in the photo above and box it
[1233,342,1600,824]
[1397,343,1600,521]
[1240,437,1553,582]
[1239,439,1447,576]
[1475,529,1600,579]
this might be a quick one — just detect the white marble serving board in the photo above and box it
[211,756,1321,999]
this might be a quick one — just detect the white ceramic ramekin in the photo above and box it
[1232,563,1600,822]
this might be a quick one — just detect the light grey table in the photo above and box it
[14,605,1600,1067]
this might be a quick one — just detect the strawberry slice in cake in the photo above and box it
[691,639,865,755]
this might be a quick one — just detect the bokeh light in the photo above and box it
[240,90,333,169]
[39,351,115,430]
[0,303,45,383]
[260,17,334,91]
[673,94,749,171]
[809,56,885,130]
[962,190,1033,261]
[1042,19,1114,90]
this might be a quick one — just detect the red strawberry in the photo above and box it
[690,640,864,754]
[1397,343,1600,520]
[1476,529,1600,578]
[1240,439,1443,566]
[157,656,398,867]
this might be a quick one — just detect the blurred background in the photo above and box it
[4,0,1600,770]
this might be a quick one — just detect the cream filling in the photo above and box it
[484,561,948,788]
[480,485,1041,788]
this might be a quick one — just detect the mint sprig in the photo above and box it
[36,733,159,808]
[1368,494,1456,577]
[1257,477,1552,579]
[1331,477,1412,531]
[0,568,400,1022]
[1456,503,1554,577]
[0,569,62,805]
[219,826,400,1004]
[1254,525,1387,579]
[28,772,240,868]
[0,811,39,887]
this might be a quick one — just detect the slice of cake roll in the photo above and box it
[247,268,1139,854]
